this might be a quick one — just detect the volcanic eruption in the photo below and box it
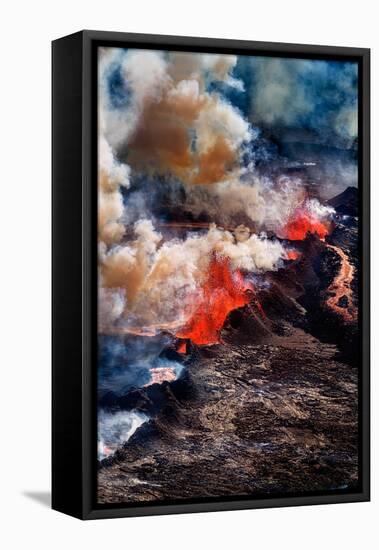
[96,46,360,504]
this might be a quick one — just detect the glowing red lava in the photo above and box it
[286,249,300,260]
[282,212,329,241]
[176,256,253,345]
[177,341,187,354]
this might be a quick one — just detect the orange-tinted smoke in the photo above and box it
[193,136,235,184]
[126,89,239,185]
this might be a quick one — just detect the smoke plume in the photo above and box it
[97,48,345,342]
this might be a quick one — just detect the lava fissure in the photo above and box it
[176,256,254,345]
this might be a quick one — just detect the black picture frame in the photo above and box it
[52,30,370,520]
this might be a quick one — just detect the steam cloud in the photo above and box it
[98,409,148,460]
[248,57,358,148]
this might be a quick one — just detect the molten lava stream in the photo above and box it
[325,244,357,323]
[176,256,253,346]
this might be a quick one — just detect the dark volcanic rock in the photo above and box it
[222,303,272,344]
[98,328,358,504]
[328,186,358,217]
[107,374,196,416]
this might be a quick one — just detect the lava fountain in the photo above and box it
[176,255,254,345]
[281,209,330,241]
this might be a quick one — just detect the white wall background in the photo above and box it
[0,1,376,548]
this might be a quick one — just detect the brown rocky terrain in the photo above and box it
[98,325,358,504]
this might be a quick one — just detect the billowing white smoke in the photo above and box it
[99,220,287,333]
[98,136,131,245]
[305,198,335,220]
[99,48,170,149]
[178,175,311,233]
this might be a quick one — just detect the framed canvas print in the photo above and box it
[52,31,370,519]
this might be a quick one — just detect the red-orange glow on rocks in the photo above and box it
[177,341,187,354]
[282,212,329,241]
[176,256,252,346]
[144,367,177,386]
[286,249,300,260]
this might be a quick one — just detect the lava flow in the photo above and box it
[176,256,253,345]
[325,244,357,322]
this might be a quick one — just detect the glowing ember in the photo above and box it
[176,256,253,345]
[286,249,300,260]
[144,367,177,386]
[282,211,329,241]
[325,244,357,322]
[177,341,187,354]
